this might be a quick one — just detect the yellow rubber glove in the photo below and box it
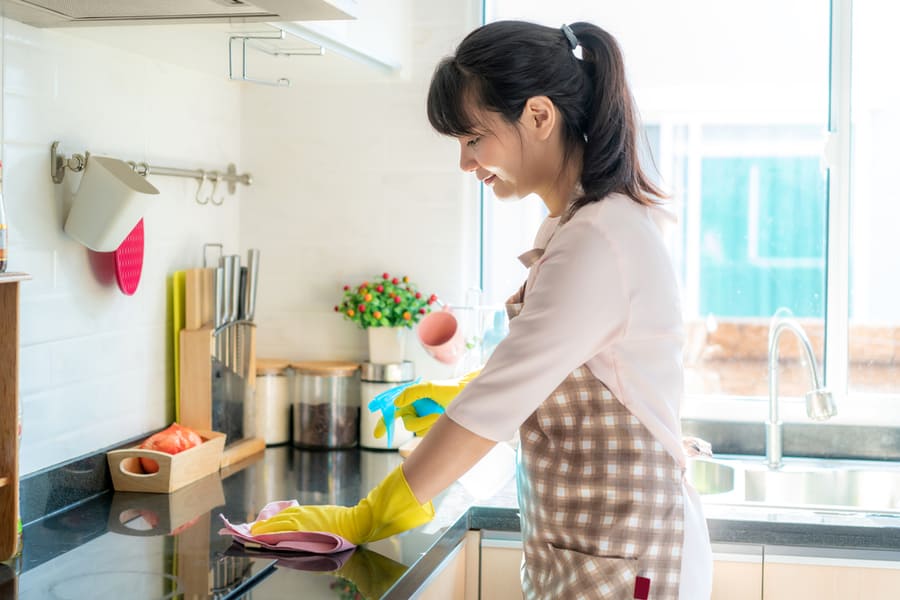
[249,466,433,545]
[373,369,481,439]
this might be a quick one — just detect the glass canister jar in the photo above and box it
[359,361,416,450]
[290,361,361,449]
[254,358,291,446]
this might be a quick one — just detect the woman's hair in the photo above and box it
[427,20,666,216]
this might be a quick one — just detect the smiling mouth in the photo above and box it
[483,174,496,185]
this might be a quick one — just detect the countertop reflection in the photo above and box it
[8,446,509,600]
[10,445,900,600]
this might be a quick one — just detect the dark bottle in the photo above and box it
[0,160,6,272]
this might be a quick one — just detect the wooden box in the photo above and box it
[107,430,225,493]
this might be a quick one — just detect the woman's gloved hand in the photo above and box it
[373,370,481,439]
[250,466,433,545]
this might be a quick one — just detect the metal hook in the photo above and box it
[207,173,224,206]
[195,172,209,205]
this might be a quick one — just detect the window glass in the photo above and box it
[848,1,900,394]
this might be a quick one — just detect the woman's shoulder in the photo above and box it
[565,193,664,240]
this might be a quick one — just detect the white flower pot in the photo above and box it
[367,327,407,364]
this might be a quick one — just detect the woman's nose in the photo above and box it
[458,145,477,173]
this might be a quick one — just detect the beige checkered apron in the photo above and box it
[508,254,685,599]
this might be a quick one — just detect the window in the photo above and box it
[482,1,896,411]
[848,1,900,396]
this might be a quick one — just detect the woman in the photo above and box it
[253,20,713,599]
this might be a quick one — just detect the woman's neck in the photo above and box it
[539,159,582,217]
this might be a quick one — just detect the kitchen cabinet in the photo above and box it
[480,532,524,600]
[479,535,767,599]
[0,0,358,28]
[12,0,409,81]
[414,531,479,600]
[711,544,763,600]
[762,547,900,600]
[275,0,411,72]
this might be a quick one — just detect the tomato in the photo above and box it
[139,423,203,473]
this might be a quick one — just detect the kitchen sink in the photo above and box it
[687,458,736,495]
[687,455,900,514]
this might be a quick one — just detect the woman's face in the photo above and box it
[456,108,536,201]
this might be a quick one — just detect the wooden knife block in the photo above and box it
[179,325,265,469]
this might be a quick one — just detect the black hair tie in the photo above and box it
[560,24,578,50]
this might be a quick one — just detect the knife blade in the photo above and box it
[219,257,233,368]
[214,266,224,361]
[245,248,260,321]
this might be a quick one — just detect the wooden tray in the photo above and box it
[107,430,225,493]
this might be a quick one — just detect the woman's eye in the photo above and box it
[466,136,481,148]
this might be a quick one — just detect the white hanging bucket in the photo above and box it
[64,155,159,252]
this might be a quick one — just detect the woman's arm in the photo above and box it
[401,414,498,503]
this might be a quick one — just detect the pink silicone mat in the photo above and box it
[114,218,144,295]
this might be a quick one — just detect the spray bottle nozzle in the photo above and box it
[367,378,421,448]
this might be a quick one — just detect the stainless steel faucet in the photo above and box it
[767,313,837,469]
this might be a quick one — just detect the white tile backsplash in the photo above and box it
[3,17,241,474]
[240,3,481,381]
[4,0,480,475]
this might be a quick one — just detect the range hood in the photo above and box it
[0,0,356,27]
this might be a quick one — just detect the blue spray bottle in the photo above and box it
[368,378,445,447]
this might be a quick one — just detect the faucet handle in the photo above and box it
[806,388,837,421]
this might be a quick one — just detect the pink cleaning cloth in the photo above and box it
[223,543,356,572]
[218,500,356,554]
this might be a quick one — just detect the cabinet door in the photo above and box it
[479,538,765,599]
[415,531,479,600]
[712,543,763,600]
[763,555,900,600]
[276,0,411,71]
[480,544,524,600]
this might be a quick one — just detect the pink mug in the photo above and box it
[417,306,466,365]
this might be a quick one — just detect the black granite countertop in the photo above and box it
[5,446,900,600]
[1,446,516,600]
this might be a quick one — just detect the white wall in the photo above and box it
[3,0,481,475]
[3,18,242,474]
[239,1,482,379]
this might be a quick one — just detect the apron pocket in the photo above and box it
[528,545,639,600]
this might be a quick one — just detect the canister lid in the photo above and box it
[360,361,415,382]
[256,358,290,375]
[290,360,360,376]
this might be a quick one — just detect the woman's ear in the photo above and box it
[522,96,556,142]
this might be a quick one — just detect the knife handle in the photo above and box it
[238,266,248,320]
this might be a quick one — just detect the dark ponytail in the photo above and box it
[427,20,665,217]
[567,22,666,215]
